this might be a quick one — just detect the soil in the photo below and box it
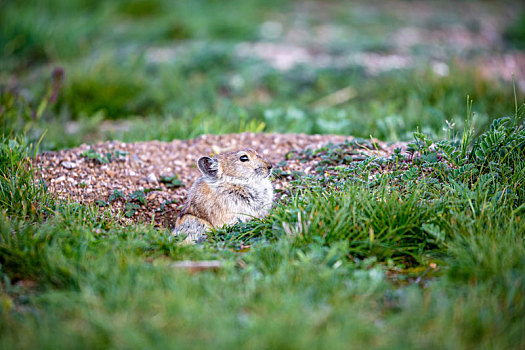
[36,133,402,228]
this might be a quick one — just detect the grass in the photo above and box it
[1,95,524,348]
[0,0,285,69]
[0,137,52,218]
[1,0,525,348]
[504,9,525,49]
[3,61,519,150]
[2,0,522,150]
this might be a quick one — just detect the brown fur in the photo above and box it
[173,148,274,242]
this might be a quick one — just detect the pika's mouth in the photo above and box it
[256,167,272,178]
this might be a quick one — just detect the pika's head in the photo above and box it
[197,148,272,182]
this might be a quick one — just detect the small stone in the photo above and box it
[132,154,144,163]
[147,173,158,183]
[61,161,77,169]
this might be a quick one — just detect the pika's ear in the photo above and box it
[197,156,218,178]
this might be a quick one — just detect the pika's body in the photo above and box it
[173,148,273,242]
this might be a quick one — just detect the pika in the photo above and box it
[173,148,274,242]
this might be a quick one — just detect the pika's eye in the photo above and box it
[239,155,249,162]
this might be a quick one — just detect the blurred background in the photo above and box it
[1,0,524,150]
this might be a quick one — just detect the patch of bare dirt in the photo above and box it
[36,133,400,228]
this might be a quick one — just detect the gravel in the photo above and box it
[36,133,400,228]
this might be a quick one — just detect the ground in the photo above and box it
[2,0,525,348]
[36,133,403,227]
